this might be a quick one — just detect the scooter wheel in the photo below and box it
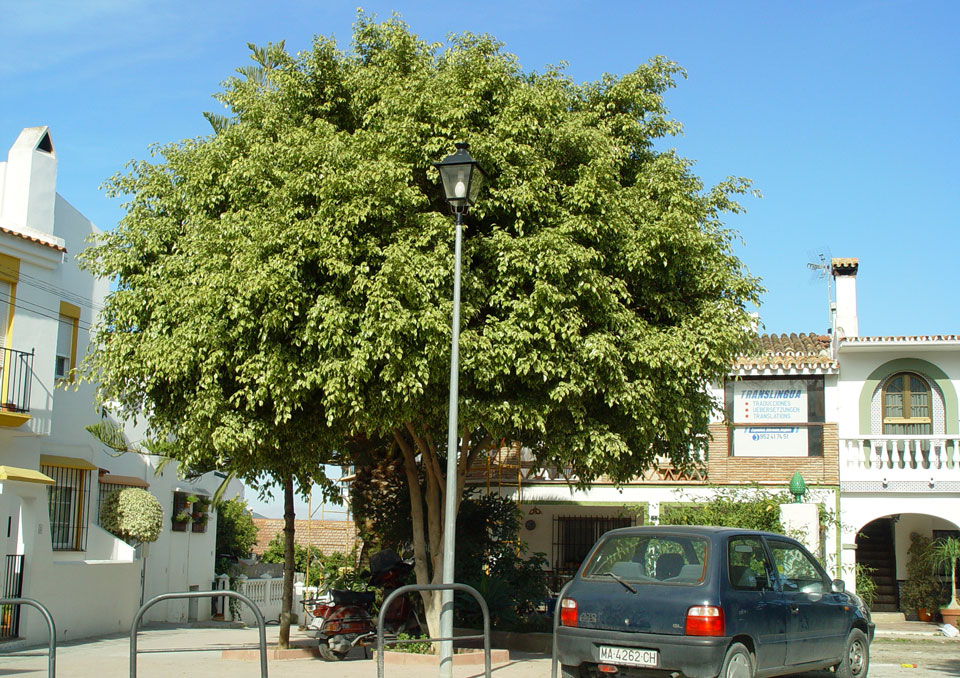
[319,642,349,661]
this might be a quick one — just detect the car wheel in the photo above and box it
[719,643,754,678]
[835,629,869,678]
[560,663,580,678]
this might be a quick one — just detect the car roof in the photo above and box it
[601,525,789,539]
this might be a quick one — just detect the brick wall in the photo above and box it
[252,518,360,556]
[706,422,839,485]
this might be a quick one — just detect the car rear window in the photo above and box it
[581,533,708,584]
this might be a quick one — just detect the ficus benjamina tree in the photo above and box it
[79,12,761,641]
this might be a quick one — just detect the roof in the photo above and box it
[0,224,68,253]
[98,473,150,488]
[733,332,837,374]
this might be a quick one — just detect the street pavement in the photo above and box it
[1,620,959,678]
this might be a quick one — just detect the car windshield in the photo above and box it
[581,533,708,584]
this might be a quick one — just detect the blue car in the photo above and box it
[554,526,873,678]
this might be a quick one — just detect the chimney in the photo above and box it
[0,127,58,235]
[831,258,859,338]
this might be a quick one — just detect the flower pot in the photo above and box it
[940,607,960,628]
[916,608,933,622]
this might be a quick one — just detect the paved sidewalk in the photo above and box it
[0,619,953,678]
[0,623,550,678]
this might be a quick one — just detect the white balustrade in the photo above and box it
[840,435,960,484]
[224,572,304,623]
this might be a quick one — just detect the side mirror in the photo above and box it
[831,579,845,593]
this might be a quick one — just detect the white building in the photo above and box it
[831,259,960,612]
[474,259,959,615]
[0,127,238,645]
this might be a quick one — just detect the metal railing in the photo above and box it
[550,581,573,678]
[0,346,33,413]
[2,555,25,638]
[376,583,490,678]
[0,597,56,678]
[130,590,267,678]
[551,580,573,678]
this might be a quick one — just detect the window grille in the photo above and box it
[172,491,189,532]
[1,554,25,638]
[40,465,91,551]
[552,515,635,578]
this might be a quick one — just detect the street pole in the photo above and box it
[439,208,464,678]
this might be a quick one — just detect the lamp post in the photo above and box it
[433,142,486,678]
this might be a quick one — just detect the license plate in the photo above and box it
[598,645,658,668]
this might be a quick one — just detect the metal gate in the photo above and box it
[1,554,25,639]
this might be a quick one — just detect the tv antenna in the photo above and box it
[806,247,833,331]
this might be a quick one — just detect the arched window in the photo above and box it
[882,372,932,435]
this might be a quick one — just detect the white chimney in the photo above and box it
[0,127,58,235]
[831,258,859,338]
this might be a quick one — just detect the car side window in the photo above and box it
[767,539,827,593]
[727,537,773,591]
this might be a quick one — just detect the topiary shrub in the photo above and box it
[100,488,163,544]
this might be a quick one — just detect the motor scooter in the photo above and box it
[303,549,421,661]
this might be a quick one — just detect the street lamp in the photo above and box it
[433,142,486,678]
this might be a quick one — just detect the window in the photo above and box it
[728,536,773,591]
[55,303,80,381]
[171,491,210,533]
[582,533,707,584]
[725,376,825,457]
[882,373,932,435]
[40,460,93,551]
[553,515,634,576]
[767,539,827,593]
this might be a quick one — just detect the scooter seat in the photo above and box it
[330,589,376,608]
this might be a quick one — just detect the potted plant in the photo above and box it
[931,536,960,627]
[901,532,940,621]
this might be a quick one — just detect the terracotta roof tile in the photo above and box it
[0,225,67,253]
[734,332,837,371]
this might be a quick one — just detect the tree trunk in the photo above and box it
[278,474,295,648]
[394,427,491,642]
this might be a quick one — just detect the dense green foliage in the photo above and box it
[79,12,761,634]
[899,532,940,612]
[453,493,549,630]
[659,486,789,533]
[215,497,259,567]
[99,488,164,544]
[260,534,367,590]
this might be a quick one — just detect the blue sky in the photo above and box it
[2,1,957,516]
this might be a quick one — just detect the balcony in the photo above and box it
[840,435,960,486]
[0,346,33,427]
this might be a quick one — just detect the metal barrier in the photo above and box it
[0,597,56,678]
[551,581,573,678]
[376,583,490,678]
[130,590,267,678]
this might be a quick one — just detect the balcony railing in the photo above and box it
[0,346,33,413]
[840,435,960,484]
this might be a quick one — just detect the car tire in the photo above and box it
[560,663,580,678]
[718,642,754,678]
[835,629,869,678]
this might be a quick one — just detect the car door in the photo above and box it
[726,535,786,671]
[766,538,848,665]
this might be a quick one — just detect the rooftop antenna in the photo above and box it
[806,246,833,332]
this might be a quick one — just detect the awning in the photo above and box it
[0,466,55,485]
[99,474,149,488]
[39,455,98,471]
